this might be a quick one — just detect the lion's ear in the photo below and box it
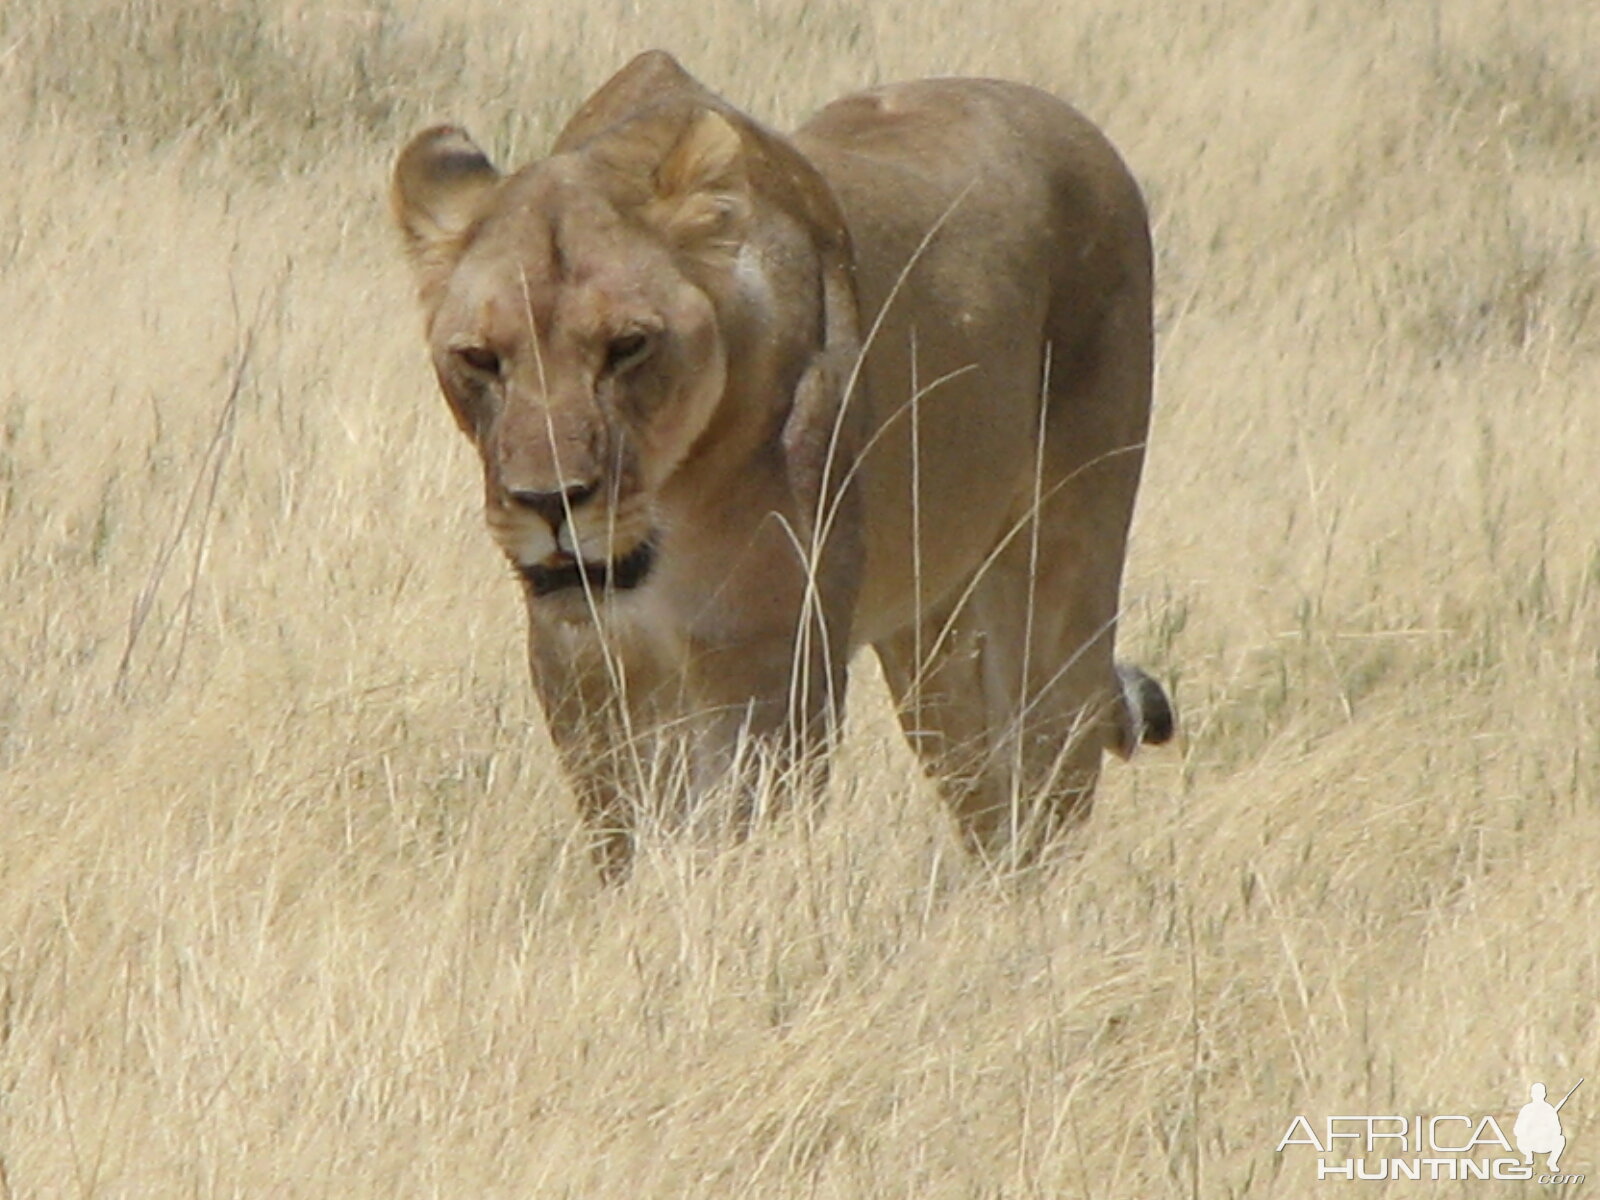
[391,126,501,287]
[641,109,750,262]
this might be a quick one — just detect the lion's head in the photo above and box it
[392,98,778,607]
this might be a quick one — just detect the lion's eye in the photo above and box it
[454,344,502,377]
[604,331,654,374]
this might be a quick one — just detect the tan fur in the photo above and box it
[393,51,1172,878]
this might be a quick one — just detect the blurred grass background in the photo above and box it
[0,0,1596,1194]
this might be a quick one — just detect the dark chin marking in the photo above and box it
[519,538,656,598]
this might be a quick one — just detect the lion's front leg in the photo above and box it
[683,607,851,835]
[533,635,835,878]
[525,611,673,882]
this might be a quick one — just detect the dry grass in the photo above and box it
[2,0,1598,1194]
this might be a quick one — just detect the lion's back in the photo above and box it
[793,77,1147,304]
[792,80,1150,640]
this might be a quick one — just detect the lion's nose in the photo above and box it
[507,482,597,530]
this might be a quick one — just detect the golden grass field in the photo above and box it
[2,0,1597,1194]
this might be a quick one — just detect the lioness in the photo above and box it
[393,51,1172,877]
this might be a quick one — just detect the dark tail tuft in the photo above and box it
[1116,663,1175,750]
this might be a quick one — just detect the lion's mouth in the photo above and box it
[518,538,656,597]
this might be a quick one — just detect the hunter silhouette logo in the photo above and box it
[1276,1077,1585,1184]
[1516,1079,1581,1173]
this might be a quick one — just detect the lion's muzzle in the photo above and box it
[498,484,657,597]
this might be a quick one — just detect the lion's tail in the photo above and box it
[1112,662,1175,758]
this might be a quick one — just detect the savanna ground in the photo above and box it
[1,0,1597,1195]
